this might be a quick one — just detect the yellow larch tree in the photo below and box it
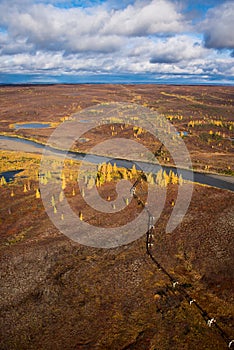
[59,191,64,202]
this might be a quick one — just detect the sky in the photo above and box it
[0,0,233,84]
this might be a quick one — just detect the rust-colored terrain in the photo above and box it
[0,84,233,173]
[0,85,233,350]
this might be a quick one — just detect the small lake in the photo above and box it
[177,131,188,136]
[14,123,52,129]
[79,119,92,123]
[0,169,24,183]
[78,137,89,143]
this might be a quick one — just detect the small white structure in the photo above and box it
[172,281,179,288]
[207,318,216,327]
[130,187,136,196]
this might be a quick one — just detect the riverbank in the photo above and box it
[0,84,233,175]
[0,134,233,191]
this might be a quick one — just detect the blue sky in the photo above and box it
[0,0,233,84]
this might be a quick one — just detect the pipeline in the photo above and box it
[130,175,233,348]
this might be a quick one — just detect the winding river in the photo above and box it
[0,135,233,192]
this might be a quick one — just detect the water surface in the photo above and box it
[0,169,24,183]
[0,135,233,191]
[14,122,51,129]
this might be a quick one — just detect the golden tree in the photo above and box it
[171,172,178,184]
[106,171,112,182]
[156,169,163,185]
[131,164,137,176]
[121,168,128,180]
[113,163,118,173]
[147,173,154,185]
[51,195,55,207]
[59,191,64,202]
[0,176,7,186]
[107,162,112,174]
[62,178,66,190]
[178,174,183,185]
[163,170,170,186]
[87,177,95,189]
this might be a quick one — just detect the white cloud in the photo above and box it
[149,36,208,63]
[201,1,234,50]
[102,0,188,36]
[0,0,233,82]
[0,0,188,55]
[0,2,119,53]
[0,40,233,80]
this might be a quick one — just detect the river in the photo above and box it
[0,135,233,192]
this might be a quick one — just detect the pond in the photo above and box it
[0,169,24,183]
[78,137,89,143]
[79,119,92,123]
[14,123,52,129]
[176,131,188,136]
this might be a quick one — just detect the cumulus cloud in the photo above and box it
[0,2,121,54]
[201,1,234,50]
[149,36,208,64]
[0,0,233,83]
[102,0,188,36]
[0,0,188,55]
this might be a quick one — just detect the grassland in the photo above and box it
[0,85,233,350]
